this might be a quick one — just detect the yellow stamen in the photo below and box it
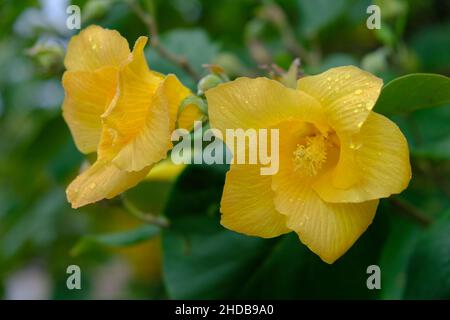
[292,135,328,176]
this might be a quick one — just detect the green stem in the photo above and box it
[126,0,200,81]
[121,194,169,228]
[389,197,432,227]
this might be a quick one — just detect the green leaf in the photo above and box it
[162,164,273,299]
[404,212,450,299]
[71,224,160,256]
[411,135,450,161]
[163,218,273,299]
[146,29,219,89]
[378,208,423,299]
[162,164,388,299]
[297,0,347,36]
[374,73,450,115]
[410,22,450,72]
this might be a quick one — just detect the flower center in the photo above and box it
[292,135,328,176]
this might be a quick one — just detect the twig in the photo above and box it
[388,197,432,227]
[121,194,169,228]
[127,0,201,81]
[259,2,319,66]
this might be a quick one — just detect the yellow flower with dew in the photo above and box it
[62,25,190,208]
[206,66,411,263]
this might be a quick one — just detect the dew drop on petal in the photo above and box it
[349,137,363,150]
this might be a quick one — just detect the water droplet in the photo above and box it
[355,89,363,95]
[349,137,363,150]
[89,182,97,190]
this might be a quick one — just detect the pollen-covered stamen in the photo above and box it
[292,135,328,176]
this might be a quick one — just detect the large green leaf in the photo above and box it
[374,73,450,115]
[162,164,271,299]
[162,164,388,299]
[404,212,450,299]
[378,206,424,299]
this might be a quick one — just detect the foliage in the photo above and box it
[0,0,449,299]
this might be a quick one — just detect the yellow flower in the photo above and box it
[62,25,190,208]
[206,66,411,263]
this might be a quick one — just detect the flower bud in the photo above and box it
[197,74,223,96]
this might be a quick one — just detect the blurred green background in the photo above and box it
[0,0,449,299]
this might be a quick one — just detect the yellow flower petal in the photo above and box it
[273,183,378,264]
[66,160,151,209]
[145,159,186,182]
[158,74,191,133]
[221,163,290,238]
[64,25,130,72]
[99,38,188,172]
[271,121,377,263]
[62,66,118,154]
[177,103,205,131]
[297,65,383,135]
[313,112,411,202]
[206,77,325,134]
[63,27,190,208]
[107,74,189,172]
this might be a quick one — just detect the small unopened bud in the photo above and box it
[212,53,248,78]
[197,74,223,96]
[26,40,64,73]
[361,48,390,74]
[280,58,301,89]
